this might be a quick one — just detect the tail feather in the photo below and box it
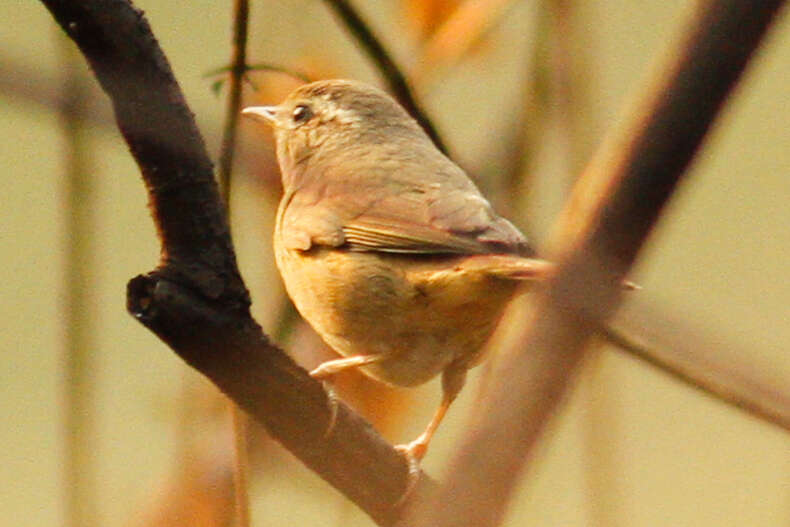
[461,254,554,281]
[462,254,640,289]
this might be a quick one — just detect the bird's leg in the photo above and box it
[394,364,468,504]
[310,353,388,438]
[396,364,467,460]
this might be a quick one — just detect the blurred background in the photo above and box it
[1,0,788,526]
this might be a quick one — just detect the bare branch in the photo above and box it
[404,2,787,526]
[39,0,435,524]
[602,309,790,433]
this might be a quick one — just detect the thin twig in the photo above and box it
[60,34,97,527]
[218,1,252,525]
[404,2,787,526]
[230,404,251,527]
[205,62,311,83]
[601,322,790,432]
[321,0,448,154]
[217,0,249,206]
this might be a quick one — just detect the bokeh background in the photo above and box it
[1,1,788,526]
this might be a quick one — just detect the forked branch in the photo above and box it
[40,1,435,524]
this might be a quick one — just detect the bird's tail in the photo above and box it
[464,254,640,290]
[461,254,555,281]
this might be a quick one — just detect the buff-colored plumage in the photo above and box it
[243,80,550,460]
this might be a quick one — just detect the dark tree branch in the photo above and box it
[321,0,448,154]
[40,1,434,524]
[404,1,787,526]
[44,0,242,301]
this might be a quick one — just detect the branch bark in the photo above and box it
[40,1,434,524]
[404,1,787,526]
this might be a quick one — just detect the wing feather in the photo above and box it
[279,156,532,256]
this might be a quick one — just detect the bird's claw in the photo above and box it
[319,380,339,439]
[393,440,425,507]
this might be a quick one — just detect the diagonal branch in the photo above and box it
[404,1,787,526]
[39,0,435,524]
[602,310,790,433]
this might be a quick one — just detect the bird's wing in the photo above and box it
[279,164,531,256]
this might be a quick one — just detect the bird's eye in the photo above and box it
[292,104,313,124]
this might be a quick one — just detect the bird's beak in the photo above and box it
[241,105,281,126]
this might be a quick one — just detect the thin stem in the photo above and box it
[217,0,250,207]
[60,35,97,527]
[217,1,252,526]
[230,404,251,527]
[601,324,790,432]
[321,0,448,154]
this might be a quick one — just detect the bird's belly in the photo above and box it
[275,243,519,387]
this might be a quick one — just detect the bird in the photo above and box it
[242,79,553,463]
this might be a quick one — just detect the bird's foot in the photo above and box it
[314,377,340,439]
[392,438,427,507]
[395,436,429,462]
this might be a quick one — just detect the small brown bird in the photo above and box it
[242,80,551,461]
